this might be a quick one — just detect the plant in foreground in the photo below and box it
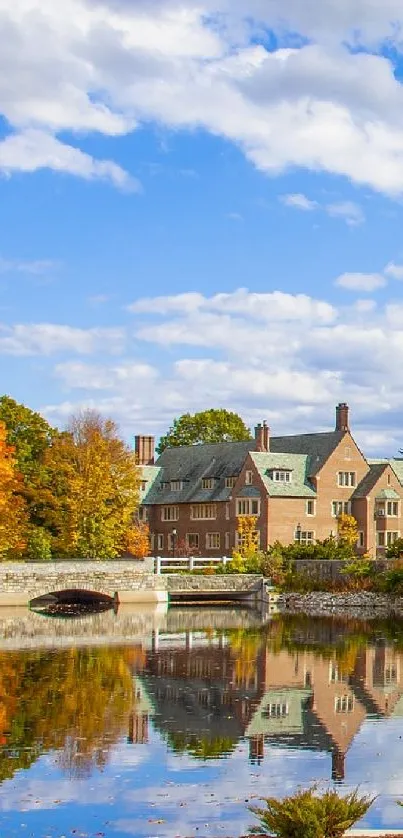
[248,785,375,838]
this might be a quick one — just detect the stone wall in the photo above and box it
[292,558,388,582]
[278,590,403,619]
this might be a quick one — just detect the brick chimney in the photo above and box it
[135,435,155,465]
[335,403,349,433]
[331,749,345,782]
[255,421,270,452]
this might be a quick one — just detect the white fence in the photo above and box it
[153,556,231,574]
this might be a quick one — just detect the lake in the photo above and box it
[1,605,403,837]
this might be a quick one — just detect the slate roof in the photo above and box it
[250,452,317,497]
[366,458,403,487]
[142,440,256,505]
[352,463,387,499]
[270,431,345,477]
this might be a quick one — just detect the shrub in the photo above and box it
[248,785,375,838]
[386,537,403,559]
[24,527,52,562]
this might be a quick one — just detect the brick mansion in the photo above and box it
[136,404,403,558]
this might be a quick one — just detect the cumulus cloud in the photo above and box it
[384,261,403,280]
[325,201,364,226]
[0,324,125,355]
[335,272,386,292]
[4,0,403,192]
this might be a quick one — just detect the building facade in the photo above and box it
[137,404,403,558]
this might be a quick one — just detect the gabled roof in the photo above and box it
[352,463,387,499]
[139,465,161,502]
[143,440,256,505]
[270,431,346,477]
[375,488,400,500]
[250,452,316,497]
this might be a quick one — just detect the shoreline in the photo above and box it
[276,590,403,619]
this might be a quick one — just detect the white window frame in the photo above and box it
[357,531,364,549]
[138,506,149,522]
[376,531,385,547]
[225,476,237,489]
[157,534,164,551]
[170,480,183,492]
[245,470,253,485]
[225,532,230,551]
[206,532,220,550]
[306,500,316,516]
[190,504,217,520]
[272,470,292,483]
[186,533,199,550]
[344,446,352,460]
[337,471,356,488]
[387,501,399,517]
[331,500,351,517]
[236,529,260,549]
[161,506,179,522]
[265,702,289,718]
[387,531,399,546]
[202,477,214,490]
[236,498,261,516]
[295,530,315,545]
[335,695,354,713]
[225,502,230,520]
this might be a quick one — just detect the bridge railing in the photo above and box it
[153,556,231,574]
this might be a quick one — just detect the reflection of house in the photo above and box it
[127,632,403,779]
[128,678,155,745]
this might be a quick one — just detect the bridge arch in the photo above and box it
[30,588,117,613]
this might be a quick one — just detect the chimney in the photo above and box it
[331,749,345,782]
[255,421,270,452]
[335,403,349,433]
[135,435,155,465]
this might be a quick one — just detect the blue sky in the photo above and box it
[2,0,403,453]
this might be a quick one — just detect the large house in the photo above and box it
[136,403,403,558]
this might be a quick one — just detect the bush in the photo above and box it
[24,528,52,562]
[248,785,375,838]
[386,537,403,559]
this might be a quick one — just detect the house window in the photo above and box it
[236,499,260,516]
[375,503,386,518]
[272,470,292,483]
[157,534,164,551]
[190,504,217,520]
[335,695,354,713]
[387,531,399,546]
[225,502,230,520]
[225,532,230,551]
[161,506,179,522]
[141,480,147,492]
[387,501,399,517]
[138,506,149,522]
[225,476,237,489]
[264,703,289,718]
[236,529,260,549]
[202,478,214,490]
[170,480,183,492]
[376,532,385,547]
[306,500,315,516]
[329,663,349,684]
[245,470,253,485]
[385,665,398,685]
[357,531,364,548]
[186,533,199,550]
[206,532,220,550]
[295,530,314,545]
[332,501,351,517]
[337,472,356,487]
[344,447,351,460]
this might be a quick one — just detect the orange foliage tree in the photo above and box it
[0,421,27,559]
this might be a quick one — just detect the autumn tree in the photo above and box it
[337,513,359,550]
[235,514,259,558]
[44,412,141,559]
[0,422,27,560]
[157,408,251,454]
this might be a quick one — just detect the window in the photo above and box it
[186,533,199,550]
[206,532,220,550]
[387,531,399,546]
[332,501,351,517]
[168,532,176,551]
[161,506,179,521]
[376,531,385,547]
[157,534,164,551]
[202,477,214,490]
[295,530,314,545]
[263,702,289,718]
[236,499,260,516]
[225,502,230,520]
[225,476,237,489]
[338,471,356,487]
[190,504,217,520]
[141,480,147,492]
[236,529,260,549]
[138,506,149,522]
[272,470,292,483]
[357,531,364,549]
[329,663,349,684]
[388,473,391,486]
[385,665,398,685]
[335,695,354,713]
[387,501,399,517]
[225,532,230,551]
[344,446,351,460]
[170,480,183,492]
[306,500,315,516]
[245,470,253,485]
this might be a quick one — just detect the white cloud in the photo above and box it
[384,261,403,280]
[335,272,386,292]
[0,324,125,355]
[55,360,158,389]
[3,1,403,192]
[325,200,364,226]
[0,256,58,275]
[281,193,318,211]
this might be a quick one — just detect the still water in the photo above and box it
[2,606,403,836]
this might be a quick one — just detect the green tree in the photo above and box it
[157,408,251,454]
[0,396,57,481]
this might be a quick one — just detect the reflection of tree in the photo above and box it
[0,647,134,782]
[166,731,237,760]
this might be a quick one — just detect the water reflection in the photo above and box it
[2,612,403,835]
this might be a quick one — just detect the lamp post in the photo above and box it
[172,528,177,558]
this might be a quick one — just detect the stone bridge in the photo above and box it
[0,562,270,608]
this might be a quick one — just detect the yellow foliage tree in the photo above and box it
[44,412,140,559]
[124,521,151,558]
[0,422,27,559]
[235,514,259,558]
[337,512,359,549]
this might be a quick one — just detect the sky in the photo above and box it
[2,1,403,453]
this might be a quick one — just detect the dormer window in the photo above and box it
[202,477,214,490]
[225,476,237,489]
[170,480,183,491]
[270,469,292,483]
